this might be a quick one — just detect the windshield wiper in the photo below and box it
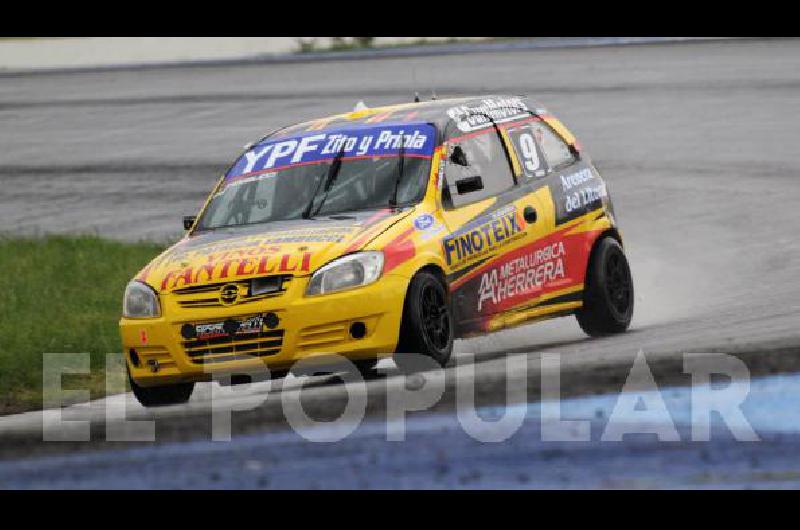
[389,133,405,208]
[302,147,346,219]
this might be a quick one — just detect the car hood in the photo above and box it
[135,208,413,293]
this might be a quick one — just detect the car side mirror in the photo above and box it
[449,145,469,166]
[455,175,484,195]
[183,216,196,230]
[568,144,581,160]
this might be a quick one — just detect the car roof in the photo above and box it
[266,94,545,142]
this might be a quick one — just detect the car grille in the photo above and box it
[172,275,291,309]
[182,329,285,365]
[297,322,349,350]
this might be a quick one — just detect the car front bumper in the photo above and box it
[120,273,407,387]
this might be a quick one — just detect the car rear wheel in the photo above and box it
[128,368,194,407]
[394,271,454,372]
[576,236,634,337]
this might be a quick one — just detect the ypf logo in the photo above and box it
[219,284,240,305]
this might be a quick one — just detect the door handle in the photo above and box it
[523,206,537,224]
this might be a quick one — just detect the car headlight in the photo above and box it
[306,251,384,296]
[123,280,161,318]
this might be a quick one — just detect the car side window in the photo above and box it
[531,120,576,170]
[506,119,577,179]
[505,122,548,179]
[442,130,515,208]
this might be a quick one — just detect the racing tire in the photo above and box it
[268,369,290,381]
[576,236,634,337]
[394,271,454,372]
[353,359,380,377]
[128,369,194,408]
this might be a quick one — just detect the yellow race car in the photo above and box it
[120,95,633,406]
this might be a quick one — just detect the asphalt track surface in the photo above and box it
[2,38,800,488]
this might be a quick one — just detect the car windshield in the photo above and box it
[196,123,436,230]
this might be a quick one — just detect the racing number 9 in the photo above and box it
[507,124,547,179]
[518,132,540,173]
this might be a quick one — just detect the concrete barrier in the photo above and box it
[0,37,732,73]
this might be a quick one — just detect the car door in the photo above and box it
[438,121,549,335]
[497,115,606,324]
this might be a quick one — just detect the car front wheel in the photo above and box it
[394,270,454,371]
[576,236,634,337]
[128,369,194,407]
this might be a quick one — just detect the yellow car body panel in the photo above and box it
[122,272,407,386]
[120,95,621,386]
